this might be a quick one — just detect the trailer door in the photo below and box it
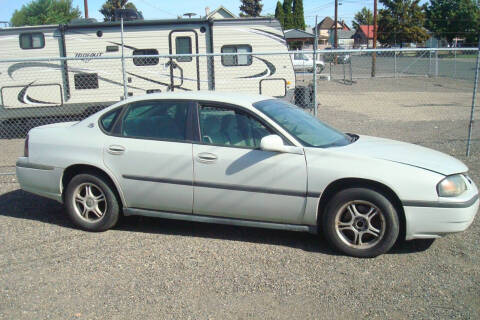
[169,31,199,91]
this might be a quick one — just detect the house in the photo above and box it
[284,29,315,50]
[328,29,355,48]
[353,25,377,48]
[312,17,350,47]
[204,6,237,19]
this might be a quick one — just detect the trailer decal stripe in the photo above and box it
[239,69,268,79]
[237,56,276,79]
[17,82,56,105]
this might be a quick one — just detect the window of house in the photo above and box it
[133,49,159,66]
[19,33,45,49]
[221,45,252,66]
[175,37,192,62]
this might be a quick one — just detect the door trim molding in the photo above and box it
[122,174,319,198]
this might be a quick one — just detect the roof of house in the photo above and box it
[318,17,335,29]
[284,29,315,39]
[206,5,237,19]
[314,17,350,31]
[358,25,376,39]
[335,30,355,39]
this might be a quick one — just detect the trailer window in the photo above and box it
[221,45,252,66]
[133,49,159,66]
[19,33,45,49]
[74,73,99,90]
[175,37,192,62]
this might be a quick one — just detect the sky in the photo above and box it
[0,0,380,30]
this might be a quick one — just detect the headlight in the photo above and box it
[437,174,467,197]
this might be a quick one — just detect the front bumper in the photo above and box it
[16,157,63,203]
[404,195,479,240]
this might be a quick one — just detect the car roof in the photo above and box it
[118,91,273,109]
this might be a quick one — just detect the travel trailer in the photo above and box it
[0,17,295,121]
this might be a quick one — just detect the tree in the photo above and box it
[239,0,263,17]
[10,0,80,27]
[275,1,285,28]
[352,7,373,30]
[100,0,138,22]
[378,0,429,46]
[282,0,294,29]
[425,0,479,46]
[292,0,305,30]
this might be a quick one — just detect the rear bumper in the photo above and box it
[16,157,63,203]
[404,195,479,240]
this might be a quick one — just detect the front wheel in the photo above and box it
[65,173,120,231]
[322,188,400,258]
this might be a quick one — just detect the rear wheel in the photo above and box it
[65,173,120,231]
[322,188,399,258]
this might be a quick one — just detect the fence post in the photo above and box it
[428,51,432,76]
[453,48,457,79]
[120,18,127,100]
[435,49,438,77]
[312,15,318,117]
[329,62,332,81]
[394,50,397,78]
[466,42,480,156]
[349,59,353,83]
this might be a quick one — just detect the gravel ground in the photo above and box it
[0,77,479,319]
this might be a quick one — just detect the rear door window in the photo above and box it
[121,101,190,141]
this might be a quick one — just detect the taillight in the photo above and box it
[24,134,29,157]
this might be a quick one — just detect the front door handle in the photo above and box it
[197,152,218,163]
[107,145,125,155]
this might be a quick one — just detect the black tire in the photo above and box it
[322,188,400,258]
[65,173,120,232]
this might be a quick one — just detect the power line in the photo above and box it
[136,0,178,17]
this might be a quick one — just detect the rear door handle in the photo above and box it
[197,152,218,163]
[107,145,125,155]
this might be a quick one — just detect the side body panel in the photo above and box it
[102,137,194,213]
[303,147,445,225]
[192,144,308,224]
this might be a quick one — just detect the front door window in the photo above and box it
[198,105,272,148]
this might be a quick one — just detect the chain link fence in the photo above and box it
[0,48,479,157]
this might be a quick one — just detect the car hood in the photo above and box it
[331,135,467,176]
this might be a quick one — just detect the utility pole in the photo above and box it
[84,0,89,19]
[371,0,377,77]
[334,0,338,48]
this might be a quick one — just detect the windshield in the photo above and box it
[254,99,352,148]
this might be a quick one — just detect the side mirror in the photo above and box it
[260,135,304,155]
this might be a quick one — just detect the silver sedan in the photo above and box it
[16,92,479,257]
